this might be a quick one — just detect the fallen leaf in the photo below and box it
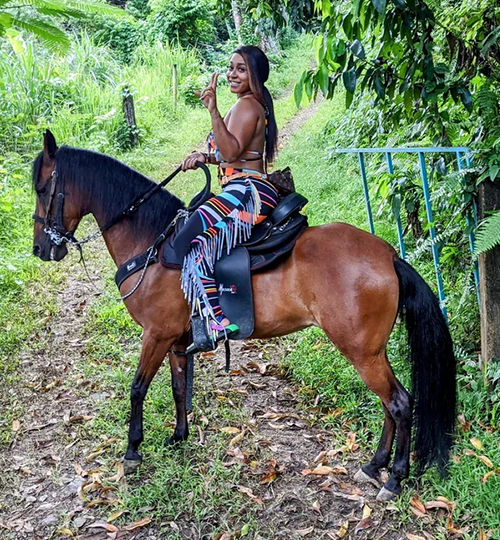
[304,465,348,476]
[312,500,321,513]
[260,471,277,484]
[478,529,490,540]
[238,485,263,509]
[424,500,452,511]
[410,508,427,519]
[482,471,495,483]
[362,504,372,519]
[12,420,20,432]
[86,499,123,507]
[88,522,119,532]
[200,351,216,358]
[354,517,374,534]
[107,510,125,522]
[56,529,74,537]
[470,437,483,450]
[124,517,152,531]
[85,450,105,463]
[478,455,494,468]
[296,526,314,537]
[406,535,426,540]
[229,428,245,447]
[314,450,327,463]
[337,520,349,538]
[457,414,471,431]
[464,449,476,457]
[108,463,124,483]
[214,532,232,540]
[410,495,427,514]
[247,381,267,390]
[346,432,359,452]
[220,426,240,434]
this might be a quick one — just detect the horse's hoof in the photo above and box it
[123,458,142,475]
[164,435,184,447]
[376,486,398,502]
[354,468,381,488]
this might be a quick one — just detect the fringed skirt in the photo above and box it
[173,174,279,329]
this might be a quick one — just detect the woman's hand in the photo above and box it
[181,151,206,172]
[197,73,219,114]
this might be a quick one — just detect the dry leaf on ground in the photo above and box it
[470,437,483,450]
[302,465,348,476]
[124,517,152,531]
[220,426,240,434]
[337,520,349,538]
[406,534,426,540]
[354,517,374,533]
[478,455,494,468]
[410,495,427,514]
[87,522,119,532]
[11,420,20,432]
[296,526,314,537]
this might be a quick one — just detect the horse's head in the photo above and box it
[32,130,83,261]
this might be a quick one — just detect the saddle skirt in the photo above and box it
[115,192,308,340]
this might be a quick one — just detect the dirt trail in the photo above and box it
[0,100,413,539]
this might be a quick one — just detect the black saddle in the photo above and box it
[160,192,308,340]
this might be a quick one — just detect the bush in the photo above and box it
[146,0,217,47]
[92,17,144,63]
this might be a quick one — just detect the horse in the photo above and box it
[32,130,456,501]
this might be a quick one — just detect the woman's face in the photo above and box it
[227,53,251,95]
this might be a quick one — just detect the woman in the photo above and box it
[174,45,279,346]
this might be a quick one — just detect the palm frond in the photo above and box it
[475,211,500,256]
[8,13,70,53]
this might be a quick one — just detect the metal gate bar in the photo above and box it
[336,146,479,317]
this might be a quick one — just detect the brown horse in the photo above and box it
[32,130,456,501]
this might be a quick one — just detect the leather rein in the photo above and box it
[32,161,211,299]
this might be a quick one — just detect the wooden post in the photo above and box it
[478,179,500,364]
[173,64,178,112]
[122,88,138,147]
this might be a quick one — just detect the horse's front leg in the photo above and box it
[165,333,191,445]
[124,332,173,474]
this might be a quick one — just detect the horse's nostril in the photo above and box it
[33,245,41,257]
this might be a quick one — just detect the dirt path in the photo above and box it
[0,101,416,540]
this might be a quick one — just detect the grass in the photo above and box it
[273,94,496,539]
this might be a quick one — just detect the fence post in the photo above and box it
[417,152,448,321]
[173,64,178,112]
[122,86,138,148]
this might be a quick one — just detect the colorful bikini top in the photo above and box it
[206,131,263,164]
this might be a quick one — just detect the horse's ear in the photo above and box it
[43,129,58,162]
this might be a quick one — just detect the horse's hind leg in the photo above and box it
[354,353,413,499]
[124,332,173,474]
[355,403,395,485]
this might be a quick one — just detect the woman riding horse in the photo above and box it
[173,46,279,346]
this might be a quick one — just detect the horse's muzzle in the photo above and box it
[33,241,68,262]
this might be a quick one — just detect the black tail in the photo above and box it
[394,258,456,474]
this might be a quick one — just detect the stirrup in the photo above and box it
[186,317,240,354]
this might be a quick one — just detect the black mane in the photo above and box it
[33,146,186,239]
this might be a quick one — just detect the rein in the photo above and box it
[32,163,193,300]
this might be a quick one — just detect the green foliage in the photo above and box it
[92,16,143,63]
[0,0,127,54]
[475,211,500,257]
[146,0,217,46]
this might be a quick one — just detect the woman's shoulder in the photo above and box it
[234,94,265,115]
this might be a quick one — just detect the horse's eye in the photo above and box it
[36,186,47,196]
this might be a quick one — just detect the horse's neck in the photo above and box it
[90,202,157,269]
[101,224,153,269]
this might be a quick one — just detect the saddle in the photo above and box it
[115,191,308,341]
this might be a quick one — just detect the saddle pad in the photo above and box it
[215,247,254,339]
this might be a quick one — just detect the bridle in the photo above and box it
[32,161,211,298]
[33,169,78,248]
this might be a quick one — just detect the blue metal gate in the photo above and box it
[336,147,480,319]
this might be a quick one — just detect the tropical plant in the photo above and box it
[0,0,127,54]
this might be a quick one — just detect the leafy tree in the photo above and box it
[0,0,127,54]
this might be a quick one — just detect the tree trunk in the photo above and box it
[478,179,500,364]
[231,0,242,45]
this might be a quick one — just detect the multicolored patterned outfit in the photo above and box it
[173,133,279,330]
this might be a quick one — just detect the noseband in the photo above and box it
[33,169,77,247]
